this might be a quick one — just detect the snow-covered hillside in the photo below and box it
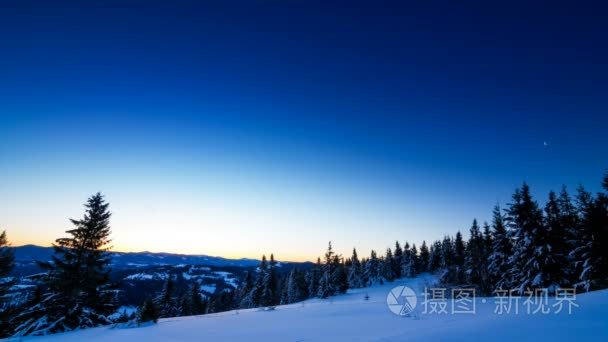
[12,275,608,341]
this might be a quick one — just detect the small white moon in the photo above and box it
[543,141,549,147]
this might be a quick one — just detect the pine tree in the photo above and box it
[156,277,177,318]
[365,250,380,285]
[400,242,416,278]
[14,193,116,336]
[454,231,466,283]
[400,242,410,277]
[331,254,349,294]
[428,240,442,272]
[0,230,14,286]
[506,183,548,293]
[317,271,331,298]
[209,290,236,313]
[488,205,513,291]
[465,219,484,286]
[317,243,338,298]
[454,232,465,268]
[410,244,419,274]
[279,276,289,305]
[557,186,579,284]
[440,236,454,269]
[178,292,191,317]
[572,184,608,291]
[137,298,159,324]
[260,254,279,307]
[542,190,571,290]
[482,222,492,259]
[0,230,15,338]
[360,258,369,285]
[0,231,14,298]
[381,248,396,282]
[286,269,308,304]
[305,258,321,298]
[236,271,254,308]
[441,232,465,284]
[478,222,493,294]
[419,241,430,273]
[347,248,364,288]
[393,241,403,278]
[246,255,267,308]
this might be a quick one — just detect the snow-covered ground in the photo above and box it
[10,275,608,341]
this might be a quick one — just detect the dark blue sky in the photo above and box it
[1,0,607,259]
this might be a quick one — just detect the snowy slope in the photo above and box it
[11,275,608,342]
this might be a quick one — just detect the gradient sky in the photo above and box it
[1,1,607,261]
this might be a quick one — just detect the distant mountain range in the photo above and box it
[9,245,312,307]
[13,245,264,274]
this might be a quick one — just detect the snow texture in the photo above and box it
[10,275,607,341]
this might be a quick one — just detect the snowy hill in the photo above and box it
[8,248,310,310]
[12,275,608,341]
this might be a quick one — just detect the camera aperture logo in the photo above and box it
[387,286,417,316]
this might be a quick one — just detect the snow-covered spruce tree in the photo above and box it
[281,268,302,304]
[542,191,571,289]
[359,258,369,286]
[365,250,380,286]
[428,240,442,273]
[453,231,465,282]
[317,243,336,297]
[400,242,416,278]
[410,244,419,275]
[571,187,594,289]
[245,255,267,308]
[441,232,465,284]
[305,257,321,298]
[572,183,608,291]
[317,243,346,298]
[331,254,349,294]
[440,236,454,269]
[381,248,395,282]
[392,241,403,278]
[279,276,288,305]
[235,270,254,308]
[465,219,484,287]
[317,272,331,299]
[209,289,236,313]
[178,292,191,317]
[260,254,279,307]
[286,268,308,304]
[587,179,608,288]
[506,183,555,293]
[347,248,364,288]
[0,230,14,292]
[557,186,579,284]
[14,193,116,336]
[376,257,385,285]
[0,230,16,338]
[479,222,494,295]
[399,242,410,277]
[137,298,159,324]
[419,241,430,273]
[487,205,513,291]
[155,277,178,318]
[482,222,493,262]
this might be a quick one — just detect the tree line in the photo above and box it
[0,172,607,337]
[233,173,608,308]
